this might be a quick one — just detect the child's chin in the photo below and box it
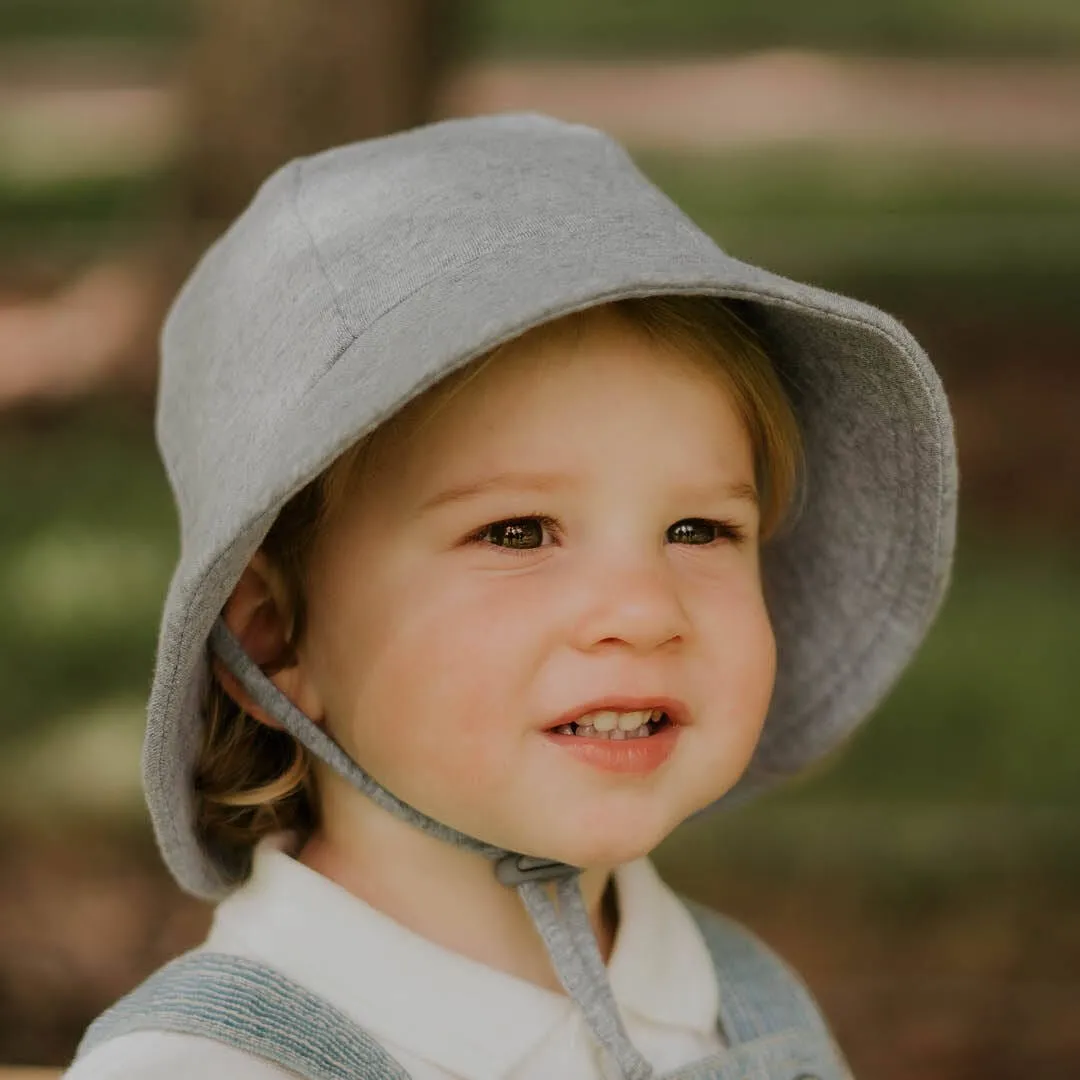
[537,822,669,872]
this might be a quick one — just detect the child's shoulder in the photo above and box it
[63,1028,292,1080]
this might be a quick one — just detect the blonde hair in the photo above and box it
[194,295,802,874]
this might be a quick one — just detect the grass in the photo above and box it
[2,0,1080,57]
[0,406,175,746]
[0,172,168,261]
[0,0,190,43]
[0,404,1076,826]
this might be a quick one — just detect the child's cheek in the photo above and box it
[368,588,526,765]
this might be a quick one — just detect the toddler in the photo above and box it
[66,112,956,1079]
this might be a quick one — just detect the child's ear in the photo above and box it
[211,551,324,730]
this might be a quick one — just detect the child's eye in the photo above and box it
[468,515,745,554]
[470,515,559,553]
[668,518,746,546]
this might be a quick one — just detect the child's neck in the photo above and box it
[296,798,618,995]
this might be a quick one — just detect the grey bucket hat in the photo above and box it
[147,112,955,1074]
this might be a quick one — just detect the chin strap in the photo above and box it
[517,875,655,1079]
[209,620,655,1080]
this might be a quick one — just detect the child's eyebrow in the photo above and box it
[419,471,575,513]
[419,471,758,513]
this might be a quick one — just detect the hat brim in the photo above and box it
[145,213,956,898]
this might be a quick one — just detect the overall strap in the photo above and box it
[661,899,852,1080]
[75,951,412,1080]
[679,898,833,1046]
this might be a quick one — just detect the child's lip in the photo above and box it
[543,721,681,775]
[543,696,690,730]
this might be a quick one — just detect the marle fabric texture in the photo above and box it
[145,111,957,902]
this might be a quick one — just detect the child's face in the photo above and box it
[296,307,776,869]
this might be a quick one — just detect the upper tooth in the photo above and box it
[578,709,651,732]
[589,711,618,732]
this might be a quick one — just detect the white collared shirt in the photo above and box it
[66,843,725,1079]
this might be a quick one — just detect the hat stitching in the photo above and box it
[290,158,357,350]
[285,214,661,404]
[761,325,951,765]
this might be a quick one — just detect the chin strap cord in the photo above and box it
[209,619,656,1079]
[518,874,656,1079]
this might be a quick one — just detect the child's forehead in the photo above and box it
[393,307,721,439]
[347,335,743,499]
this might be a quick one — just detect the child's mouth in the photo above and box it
[548,709,671,740]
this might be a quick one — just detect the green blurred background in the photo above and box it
[1,2,1078,1077]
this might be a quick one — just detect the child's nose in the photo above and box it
[569,556,691,654]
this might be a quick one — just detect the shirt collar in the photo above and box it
[207,840,718,1077]
[607,856,720,1035]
